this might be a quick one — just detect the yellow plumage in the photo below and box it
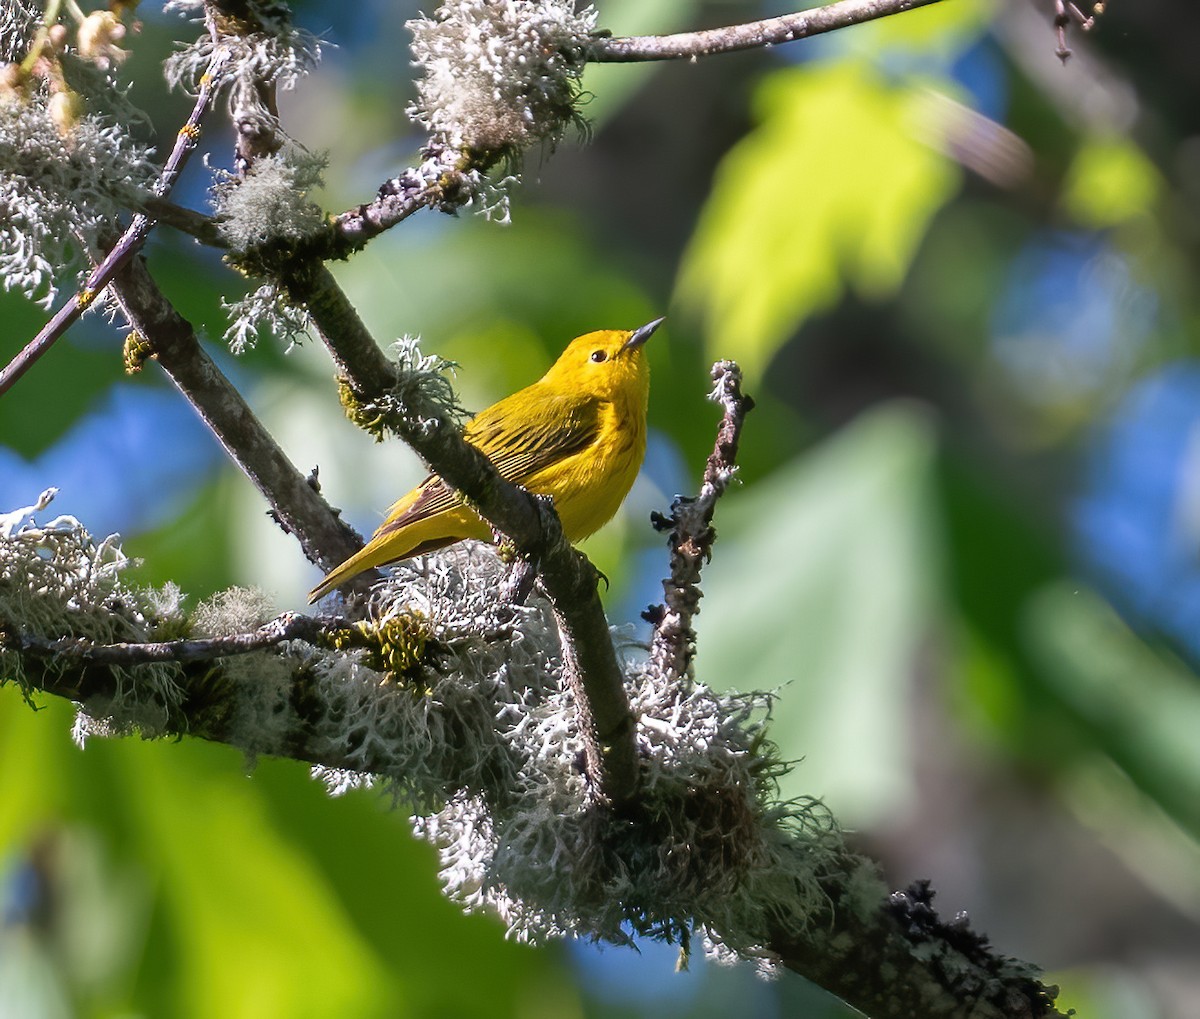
[308,319,661,602]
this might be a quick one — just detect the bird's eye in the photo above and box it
[590,350,607,363]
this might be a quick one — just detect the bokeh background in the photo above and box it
[3,0,1199,1016]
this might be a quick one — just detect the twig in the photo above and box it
[138,197,227,248]
[588,0,947,63]
[645,361,754,682]
[1053,0,1104,64]
[109,255,368,578]
[294,265,638,804]
[0,41,228,398]
[7,611,339,664]
[330,143,491,256]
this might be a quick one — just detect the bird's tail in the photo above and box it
[308,531,465,603]
[307,540,394,603]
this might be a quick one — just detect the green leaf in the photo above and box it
[1063,136,1163,228]
[675,61,960,385]
[694,404,939,825]
[1023,583,1200,838]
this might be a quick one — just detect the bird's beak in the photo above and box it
[622,316,665,352]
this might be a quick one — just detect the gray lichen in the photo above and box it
[3,494,851,961]
[0,490,186,733]
[164,0,322,146]
[0,68,155,306]
[407,0,597,157]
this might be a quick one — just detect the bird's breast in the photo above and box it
[530,398,646,541]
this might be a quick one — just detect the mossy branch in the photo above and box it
[2,592,1064,1017]
[288,261,639,805]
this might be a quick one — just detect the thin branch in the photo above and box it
[329,143,489,254]
[1053,0,1103,64]
[645,361,754,682]
[0,40,228,398]
[8,611,339,664]
[138,197,227,248]
[109,255,368,578]
[291,263,638,804]
[588,0,947,63]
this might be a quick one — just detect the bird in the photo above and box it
[308,318,662,602]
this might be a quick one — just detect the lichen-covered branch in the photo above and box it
[9,610,339,665]
[110,256,366,577]
[646,361,754,682]
[589,0,947,63]
[291,265,638,803]
[767,877,1062,1018]
[0,515,1064,1018]
[329,143,494,255]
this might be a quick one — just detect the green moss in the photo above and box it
[326,610,432,681]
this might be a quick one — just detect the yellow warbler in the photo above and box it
[309,318,662,602]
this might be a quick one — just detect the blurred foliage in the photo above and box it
[697,404,939,827]
[677,61,961,383]
[0,696,569,1019]
[3,0,1200,1016]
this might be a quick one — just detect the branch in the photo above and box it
[1053,0,1103,64]
[645,361,754,682]
[109,255,367,577]
[588,0,948,63]
[288,262,638,804]
[329,144,492,255]
[3,602,1065,1017]
[4,616,467,780]
[138,197,227,248]
[9,611,338,664]
[0,38,228,398]
[768,877,1063,1018]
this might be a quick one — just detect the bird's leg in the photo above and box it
[499,550,539,605]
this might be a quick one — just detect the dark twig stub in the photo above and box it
[646,360,755,682]
[1053,0,1105,64]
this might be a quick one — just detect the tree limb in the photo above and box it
[588,0,948,63]
[769,877,1062,1019]
[8,611,339,664]
[1,608,1065,1017]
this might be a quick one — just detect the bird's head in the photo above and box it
[544,317,663,402]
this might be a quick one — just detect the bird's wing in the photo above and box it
[470,389,601,481]
[374,390,600,539]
